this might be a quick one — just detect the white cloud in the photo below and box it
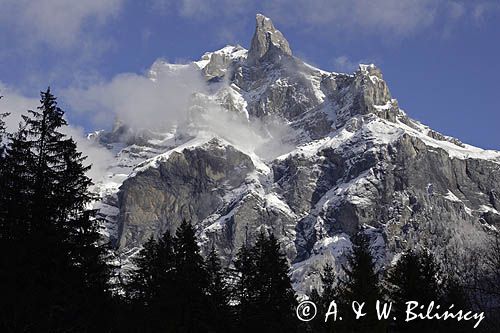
[63,63,207,129]
[62,125,115,182]
[266,0,438,37]
[0,0,123,49]
[0,83,38,131]
[331,55,381,73]
[149,0,498,39]
[63,59,297,160]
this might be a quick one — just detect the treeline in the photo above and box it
[119,223,298,332]
[308,234,477,332]
[1,90,500,332]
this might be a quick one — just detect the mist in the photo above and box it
[190,102,296,160]
[62,126,115,182]
[64,62,207,129]
[63,59,297,162]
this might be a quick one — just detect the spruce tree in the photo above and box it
[0,125,33,239]
[0,125,37,332]
[174,220,210,331]
[440,277,473,332]
[259,233,298,331]
[126,232,177,331]
[0,88,111,331]
[480,234,500,331]
[320,264,337,304]
[206,246,234,332]
[386,249,442,332]
[309,263,338,333]
[149,231,177,330]
[308,288,324,332]
[337,233,384,332]
[0,104,9,199]
[126,226,236,332]
[233,241,258,329]
[127,235,161,302]
[0,101,8,158]
[234,232,298,332]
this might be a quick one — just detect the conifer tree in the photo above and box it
[126,232,178,331]
[234,232,298,332]
[441,277,473,332]
[173,220,210,331]
[309,263,338,332]
[206,246,234,332]
[0,102,9,208]
[320,264,337,302]
[126,225,238,332]
[0,88,111,331]
[386,249,442,332]
[149,231,177,330]
[337,233,384,332]
[0,100,8,158]
[233,241,257,328]
[482,234,500,331]
[128,236,161,302]
[0,125,37,332]
[0,125,33,239]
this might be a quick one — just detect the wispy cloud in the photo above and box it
[0,0,124,93]
[63,62,206,129]
[472,1,500,21]
[0,82,38,131]
[149,0,499,40]
[266,0,438,38]
[63,59,296,159]
[331,56,375,73]
[0,0,123,49]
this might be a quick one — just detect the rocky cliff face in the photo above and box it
[93,14,500,293]
[247,13,292,65]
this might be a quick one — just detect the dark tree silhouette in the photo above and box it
[127,222,229,332]
[234,232,298,332]
[386,249,445,332]
[0,88,111,331]
[0,100,8,157]
[173,220,211,331]
[309,263,339,332]
[337,233,384,332]
[125,231,178,331]
[206,245,234,332]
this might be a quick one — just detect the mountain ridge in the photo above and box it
[91,14,500,293]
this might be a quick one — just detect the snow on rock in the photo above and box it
[86,14,500,294]
[395,116,500,162]
[291,233,352,295]
[444,190,462,203]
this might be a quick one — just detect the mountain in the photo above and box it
[91,14,500,293]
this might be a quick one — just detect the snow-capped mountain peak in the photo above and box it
[91,13,500,294]
[247,13,292,65]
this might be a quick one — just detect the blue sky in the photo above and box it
[0,0,499,149]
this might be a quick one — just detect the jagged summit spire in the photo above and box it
[247,13,292,65]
